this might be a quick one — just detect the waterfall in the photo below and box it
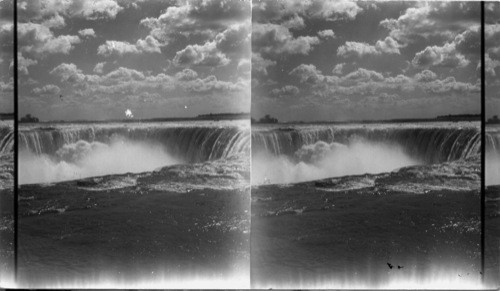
[19,122,251,163]
[252,124,480,164]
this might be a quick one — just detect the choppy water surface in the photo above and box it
[251,121,483,288]
[18,120,251,288]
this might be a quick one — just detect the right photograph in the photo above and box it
[485,1,500,288]
[251,1,482,288]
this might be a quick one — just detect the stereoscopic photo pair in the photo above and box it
[0,0,499,289]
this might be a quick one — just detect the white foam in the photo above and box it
[19,138,180,185]
[252,140,420,185]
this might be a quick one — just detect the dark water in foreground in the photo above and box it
[12,121,500,288]
[18,156,250,288]
[251,158,482,288]
[17,121,251,288]
[251,122,483,288]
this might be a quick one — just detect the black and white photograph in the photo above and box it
[16,0,251,288]
[251,1,483,288]
[0,0,14,287]
[0,0,498,289]
[485,1,500,288]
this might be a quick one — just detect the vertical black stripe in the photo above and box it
[480,0,485,283]
[13,0,18,283]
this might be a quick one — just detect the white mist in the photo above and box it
[252,140,420,185]
[19,139,180,185]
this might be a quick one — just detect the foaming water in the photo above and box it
[19,138,180,185]
[18,121,250,185]
[486,125,500,186]
[486,152,500,186]
[252,139,419,185]
[0,120,13,156]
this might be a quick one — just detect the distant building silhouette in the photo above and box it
[258,114,278,124]
[488,115,500,124]
[0,113,13,120]
[20,114,39,123]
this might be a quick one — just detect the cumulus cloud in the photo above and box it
[287,63,478,102]
[337,37,401,58]
[271,85,300,98]
[337,41,378,57]
[412,42,469,68]
[78,28,96,38]
[175,68,198,81]
[317,29,336,39]
[97,36,161,56]
[48,63,247,99]
[173,41,230,67]
[180,75,246,94]
[252,53,276,76]
[290,64,325,83]
[18,53,38,75]
[172,22,250,67]
[93,62,106,74]
[0,79,13,92]
[18,0,123,20]
[486,53,500,77]
[253,0,362,22]
[253,23,320,56]
[237,58,251,74]
[375,36,401,54]
[380,2,479,45]
[282,14,305,29]
[32,84,60,95]
[140,0,250,45]
[414,69,438,82]
[343,68,384,82]
[18,22,80,57]
[50,63,86,83]
[420,76,479,95]
[332,63,344,75]
[41,14,65,28]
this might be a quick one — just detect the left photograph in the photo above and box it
[16,0,251,288]
[0,0,14,287]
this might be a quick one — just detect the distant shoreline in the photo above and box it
[17,113,483,124]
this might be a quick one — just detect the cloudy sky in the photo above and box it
[486,2,500,119]
[0,0,13,113]
[252,1,481,122]
[18,0,250,121]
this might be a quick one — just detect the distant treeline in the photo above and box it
[20,114,40,123]
[435,114,481,121]
[0,113,13,120]
[251,114,279,124]
[487,115,500,124]
[281,114,482,124]
[196,112,250,120]
[30,112,251,124]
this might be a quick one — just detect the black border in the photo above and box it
[480,0,485,283]
[13,0,18,282]
[6,0,492,288]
